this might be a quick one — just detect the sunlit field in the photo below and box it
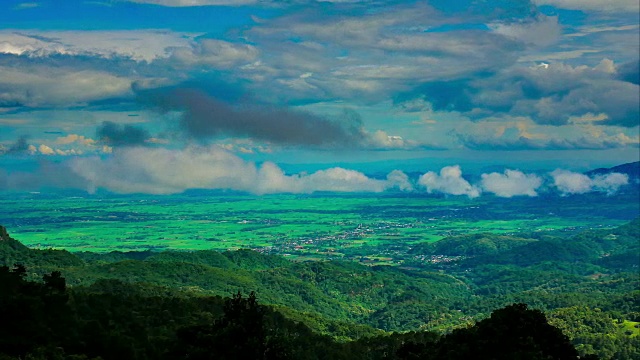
[2,190,636,264]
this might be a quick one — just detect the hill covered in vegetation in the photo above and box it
[586,161,640,181]
[1,220,638,359]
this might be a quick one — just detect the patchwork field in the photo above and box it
[2,189,637,264]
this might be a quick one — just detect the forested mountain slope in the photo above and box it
[1,220,638,359]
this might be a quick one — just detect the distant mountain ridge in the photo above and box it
[586,161,640,180]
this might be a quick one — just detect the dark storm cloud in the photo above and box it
[153,89,367,147]
[96,121,150,146]
[1,136,31,155]
[617,60,640,85]
[9,136,30,153]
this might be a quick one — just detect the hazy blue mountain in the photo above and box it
[586,161,640,180]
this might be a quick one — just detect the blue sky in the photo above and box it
[0,0,638,195]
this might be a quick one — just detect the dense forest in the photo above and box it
[0,219,638,359]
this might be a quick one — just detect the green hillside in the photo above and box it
[1,220,639,359]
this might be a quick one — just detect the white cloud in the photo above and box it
[435,59,640,128]
[480,169,543,197]
[14,3,40,9]
[169,39,259,68]
[56,134,96,146]
[243,3,527,103]
[567,24,640,41]
[533,0,640,12]
[38,144,55,155]
[454,116,640,151]
[490,15,561,47]
[126,0,257,6]
[0,0,636,166]
[126,0,390,5]
[550,170,594,194]
[591,173,630,194]
[55,148,81,156]
[0,65,133,107]
[22,142,87,156]
[294,167,388,193]
[386,169,414,191]
[0,30,198,61]
[418,165,480,198]
[366,130,424,150]
[69,146,407,194]
[550,169,629,194]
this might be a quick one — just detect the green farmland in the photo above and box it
[1,190,636,264]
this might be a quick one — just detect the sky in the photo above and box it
[0,0,638,195]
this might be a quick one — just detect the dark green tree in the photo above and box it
[173,291,289,360]
[397,303,588,360]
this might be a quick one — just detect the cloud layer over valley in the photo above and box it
[2,145,631,197]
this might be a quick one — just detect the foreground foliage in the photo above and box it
[0,265,587,360]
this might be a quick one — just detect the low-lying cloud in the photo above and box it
[418,165,481,198]
[3,144,632,197]
[551,169,629,195]
[69,146,409,195]
[416,165,630,198]
[480,170,543,197]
